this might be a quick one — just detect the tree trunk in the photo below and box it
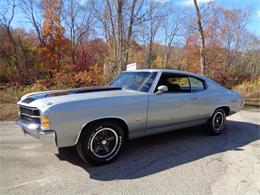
[105,0,118,72]
[117,0,124,71]
[124,0,138,67]
[193,0,205,75]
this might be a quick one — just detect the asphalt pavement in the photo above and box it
[0,110,259,195]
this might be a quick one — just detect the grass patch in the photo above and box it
[0,86,35,121]
[0,102,18,121]
[233,78,260,108]
[244,98,260,108]
[233,78,260,99]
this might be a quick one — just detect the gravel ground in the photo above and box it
[0,110,259,195]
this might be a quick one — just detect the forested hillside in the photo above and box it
[0,0,259,119]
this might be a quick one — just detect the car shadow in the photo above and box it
[56,120,260,181]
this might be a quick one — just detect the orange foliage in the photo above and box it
[74,64,105,86]
[40,0,69,71]
[179,35,200,72]
[28,64,105,90]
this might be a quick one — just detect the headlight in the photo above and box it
[41,116,50,130]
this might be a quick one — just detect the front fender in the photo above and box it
[49,95,148,147]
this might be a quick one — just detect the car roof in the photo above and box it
[124,69,206,80]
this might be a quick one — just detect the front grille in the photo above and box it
[20,106,40,116]
[19,106,40,124]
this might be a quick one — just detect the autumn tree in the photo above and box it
[218,8,250,84]
[141,0,165,68]
[75,39,108,71]
[40,0,69,72]
[92,0,163,73]
[63,0,94,65]
[21,0,44,45]
[0,0,39,83]
[161,4,183,68]
[242,35,260,80]
[0,0,22,75]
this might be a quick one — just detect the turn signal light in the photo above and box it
[41,116,50,130]
[41,123,50,130]
[41,116,49,123]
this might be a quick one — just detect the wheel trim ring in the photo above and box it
[213,111,224,131]
[90,127,119,158]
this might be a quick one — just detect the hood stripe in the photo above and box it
[22,86,122,104]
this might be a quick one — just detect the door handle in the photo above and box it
[191,97,198,100]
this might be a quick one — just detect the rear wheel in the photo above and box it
[77,121,125,165]
[206,108,226,135]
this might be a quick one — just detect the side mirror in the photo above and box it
[156,85,168,95]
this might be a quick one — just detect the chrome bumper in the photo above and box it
[16,120,56,146]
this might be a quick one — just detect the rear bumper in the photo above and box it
[16,120,56,146]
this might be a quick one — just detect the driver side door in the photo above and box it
[147,73,200,134]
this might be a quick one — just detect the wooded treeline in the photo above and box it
[0,0,259,89]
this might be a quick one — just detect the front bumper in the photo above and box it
[16,120,56,146]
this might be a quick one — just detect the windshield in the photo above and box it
[109,72,157,92]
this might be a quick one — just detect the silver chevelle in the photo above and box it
[17,69,243,165]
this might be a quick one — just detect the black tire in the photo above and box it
[76,121,125,166]
[206,108,226,135]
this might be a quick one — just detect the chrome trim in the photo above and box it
[19,105,39,111]
[149,71,162,93]
[20,113,41,118]
[39,131,56,145]
[16,120,56,146]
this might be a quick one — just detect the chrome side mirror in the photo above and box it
[156,85,168,95]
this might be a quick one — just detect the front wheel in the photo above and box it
[76,121,125,165]
[206,108,226,135]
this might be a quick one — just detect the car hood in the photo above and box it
[17,86,145,110]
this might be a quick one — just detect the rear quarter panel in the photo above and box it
[199,79,243,118]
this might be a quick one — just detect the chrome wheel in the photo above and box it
[213,111,224,131]
[90,128,119,158]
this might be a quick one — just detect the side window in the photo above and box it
[156,73,191,93]
[189,77,205,92]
